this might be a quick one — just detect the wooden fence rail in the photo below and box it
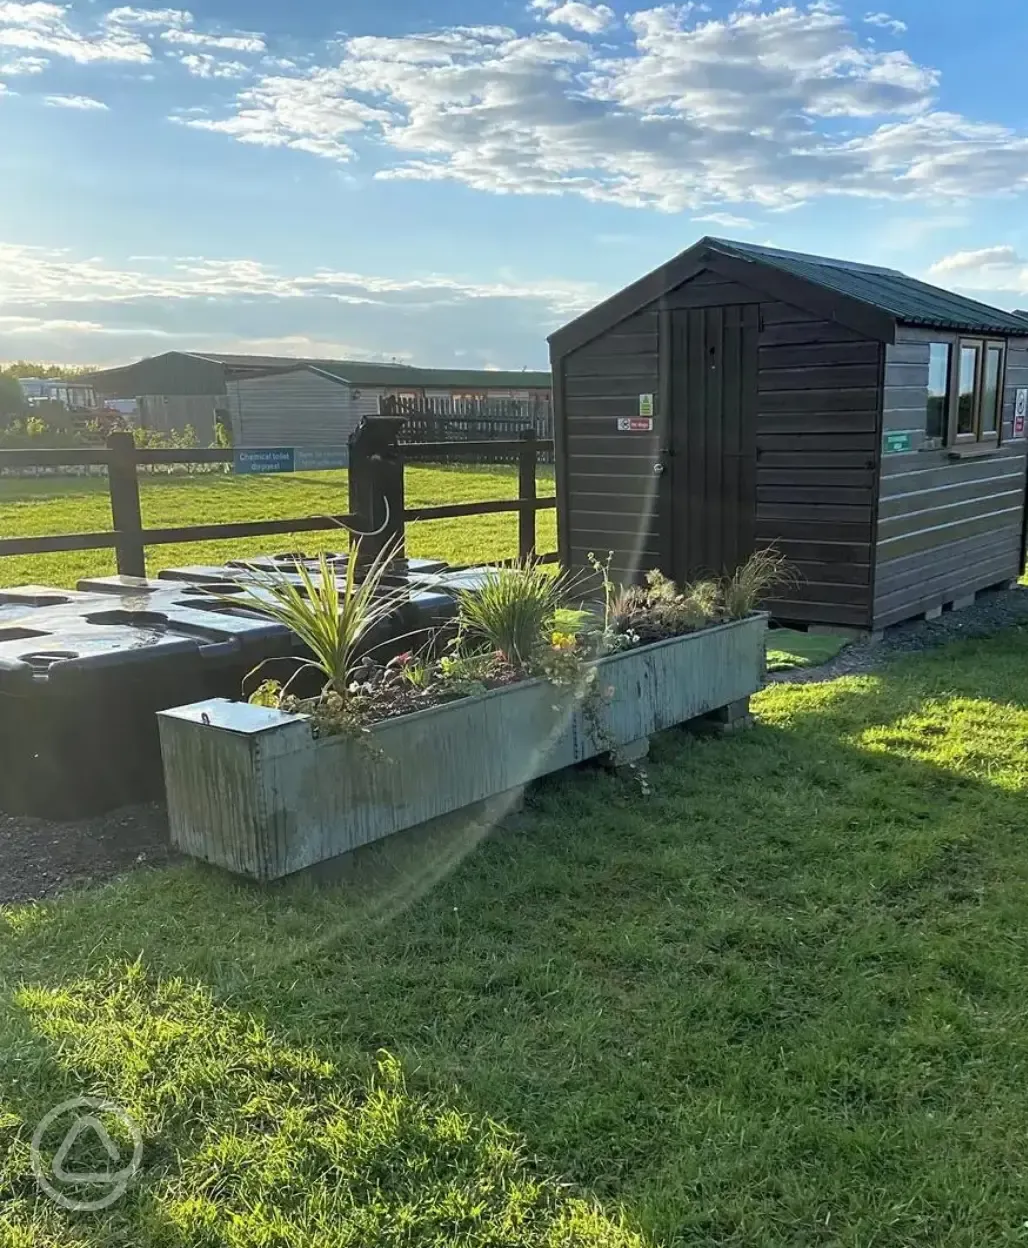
[0,425,557,577]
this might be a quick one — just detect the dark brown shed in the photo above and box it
[549,237,1028,631]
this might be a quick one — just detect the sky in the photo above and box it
[2,0,1028,369]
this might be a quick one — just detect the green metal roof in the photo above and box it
[197,353,550,389]
[310,362,551,389]
[712,239,1028,336]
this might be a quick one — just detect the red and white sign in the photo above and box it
[1014,388,1027,438]
[617,416,654,432]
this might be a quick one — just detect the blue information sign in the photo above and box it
[233,447,350,475]
[294,447,349,471]
[234,448,295,475]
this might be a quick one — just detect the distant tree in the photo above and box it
[0,375,25,418]
[0,360,94,380]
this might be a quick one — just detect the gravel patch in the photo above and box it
[0,802,173,905]
[768,583,1028,685]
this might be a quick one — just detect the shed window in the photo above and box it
[923,336,1005,446]
[956,345,979,437]
[982,345,1003,435]
[926,343,950,443]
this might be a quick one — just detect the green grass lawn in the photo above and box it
[766,628,852,672]
[0,464,558,589]
[3,630,1028,1245]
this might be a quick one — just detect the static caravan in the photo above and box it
[549,237,1028,631]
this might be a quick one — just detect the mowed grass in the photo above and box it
[4,630,1028,1245]
[0,464,558,588]
[766,627,851,672]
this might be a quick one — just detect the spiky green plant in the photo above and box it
[455,559,570,668]
[722,546,794,619]
[228,539,412,700]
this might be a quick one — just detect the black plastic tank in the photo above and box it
[0,588,293,818]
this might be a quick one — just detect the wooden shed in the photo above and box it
[549,237,1028,631]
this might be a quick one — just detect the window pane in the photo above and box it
[982,346,1002,434]
[927,343,950,440]
[958,346,978,435]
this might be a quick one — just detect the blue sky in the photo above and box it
[3,0,1028,368]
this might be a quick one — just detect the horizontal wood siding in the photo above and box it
[560,307,661,580]
[872,327,1028,629]
[755,302,880,627]
[230,372,355,448]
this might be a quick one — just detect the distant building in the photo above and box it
[18,377,97,409]
[83,351,552,446]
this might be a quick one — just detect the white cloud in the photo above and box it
[177,3,1017,213]
[176,68,392,159]
[0,242,593,365]
[176,51,248,78]
[0,52,46,70]
[544,2,615,34]
[105,6,190,26]
[0,242,598,318]
[694,211,755,230]
[44,92,108,108]
[162,26,265,53]
[0,314,107,333]
[864,11,907,35]
[0,1,151,63]
[927,246,1028,293]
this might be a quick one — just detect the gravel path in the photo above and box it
[768,583,1028,685]
[3,584,1027,906]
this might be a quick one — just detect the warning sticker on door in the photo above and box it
[617,417,654,432]
[1014,388,1027,437]
[638,393,654,417]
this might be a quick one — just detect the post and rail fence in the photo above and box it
[0,422,558,580]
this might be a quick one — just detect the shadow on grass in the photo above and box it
[2,629,1028,1245]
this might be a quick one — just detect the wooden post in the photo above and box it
[348,417,406,567]
[518,427,538,560]
[106,431,145,577]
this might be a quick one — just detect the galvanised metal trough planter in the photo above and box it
[158,612,767,881]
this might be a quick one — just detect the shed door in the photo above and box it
[670,304,759,582]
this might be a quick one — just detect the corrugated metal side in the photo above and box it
[231,371,355,448]
[871,327,1028,628]
[90,351,227,399]
[560,306,661,582]
[754,302,880,628]
[160,615,766,879]
[138,394,219,440]
[353,386,386,420]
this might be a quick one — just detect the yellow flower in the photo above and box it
[550,631,577,651]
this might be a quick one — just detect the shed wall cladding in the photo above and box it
[560,307,661,583]
[354,388,386,421]
[873,326,1028,629]
[227,372,355,448]
[755,302,881,627]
